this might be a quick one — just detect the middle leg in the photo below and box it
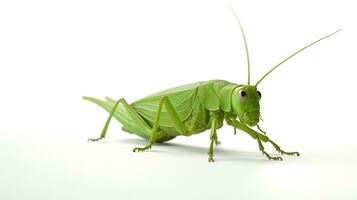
[208,118,218,162]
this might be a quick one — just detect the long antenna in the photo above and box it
[255,29,341,87]
[227,2,251,85]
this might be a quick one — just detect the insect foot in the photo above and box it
[208,157,215,162]
[133,145,152,152]
[87,137,103,142]
[208,151,215,162]
[279,150,300,156]
[262,151,283,161]
[268,140,300,157]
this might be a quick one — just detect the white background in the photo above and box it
[1,0,356,199]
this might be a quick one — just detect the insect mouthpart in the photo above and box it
[242,110,260,127]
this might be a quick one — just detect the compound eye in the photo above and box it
[240,90,247,100]
[257,91,261,99]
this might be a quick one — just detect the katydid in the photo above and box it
[83,6,340,162]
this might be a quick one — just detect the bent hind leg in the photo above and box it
[133,96,190,152]
[83,97,152,141]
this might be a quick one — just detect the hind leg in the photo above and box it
[133,96,190,152]
[84,97,152,142]
[87,98,121,142]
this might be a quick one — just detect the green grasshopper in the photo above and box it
[84,6,340,162]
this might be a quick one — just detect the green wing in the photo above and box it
[131,82,202,127]
[197,81,220,111]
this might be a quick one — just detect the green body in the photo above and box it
[85,80,240,142]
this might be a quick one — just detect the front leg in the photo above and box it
[255,125,300,156]
[257,137,282,161]
[226,118,299,160]
[269,140,300,156]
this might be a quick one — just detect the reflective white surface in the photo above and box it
[2,130,357,200]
